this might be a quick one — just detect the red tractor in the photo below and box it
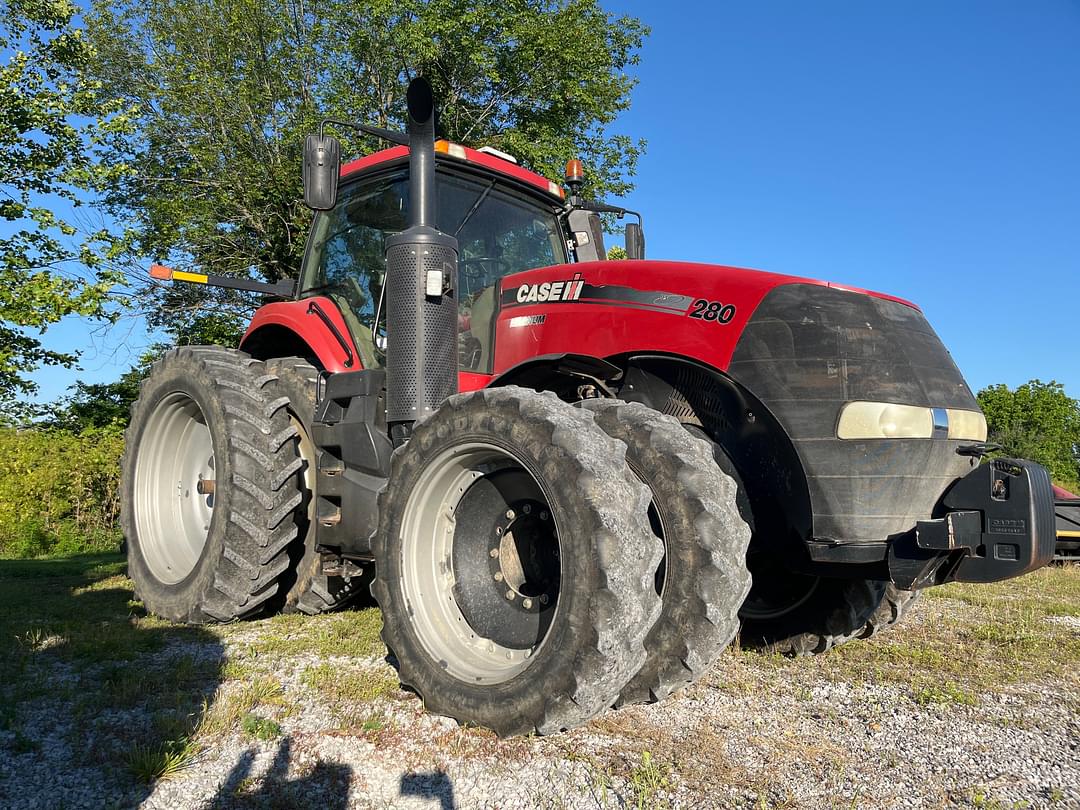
[124,79,1056,735]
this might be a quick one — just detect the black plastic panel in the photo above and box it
[729,283,977,544]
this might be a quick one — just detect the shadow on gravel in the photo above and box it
[0,553,225,809]
[210,736,352,809]
[400,769,457,809]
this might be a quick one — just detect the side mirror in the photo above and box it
[567,209,606,262]
[303,134,341,210]
[625,222,645,260]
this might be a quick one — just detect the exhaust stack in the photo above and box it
[384,78,459,441]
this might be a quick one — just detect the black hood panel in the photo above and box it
[729,283,978,544]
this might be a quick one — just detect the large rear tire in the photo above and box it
[121,347,302,623]
[580,400,752,706]
[370,387,663,736]
[265,357,361,615]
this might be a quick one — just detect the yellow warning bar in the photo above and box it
[1059,530,1080,538]
[172,270,208,284]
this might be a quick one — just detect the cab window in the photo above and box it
[300,167,566,372]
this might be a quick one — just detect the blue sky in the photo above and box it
[32,0,1080,402]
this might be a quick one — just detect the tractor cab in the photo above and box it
[298,145,570,374]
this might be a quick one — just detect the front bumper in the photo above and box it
[887,458,1056,588]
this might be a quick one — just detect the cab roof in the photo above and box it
[341,142,566,202]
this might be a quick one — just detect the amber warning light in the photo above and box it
[564,159,584,184]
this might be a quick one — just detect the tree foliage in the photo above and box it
[84,0,648,340]
[977,379,1080,488]
[0,425,124,557]
[0,0,130,403]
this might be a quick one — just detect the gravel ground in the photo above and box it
[1,589,1077,809]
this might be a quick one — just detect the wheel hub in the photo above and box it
[451,471,559,650]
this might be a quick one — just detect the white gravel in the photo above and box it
[1,603,1077,810]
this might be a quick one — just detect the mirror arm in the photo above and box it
[572,199,644,230]
[319,118,409,147]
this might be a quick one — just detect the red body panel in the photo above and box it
[241,297,360,372]
[490,259,915,376]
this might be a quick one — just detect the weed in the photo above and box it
[124,739,200,783]
[241,713,282,741]
[913,681,978,707]
[10,730,41,754]
[628,750,671,810]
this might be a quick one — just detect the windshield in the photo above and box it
[301,167,567,372]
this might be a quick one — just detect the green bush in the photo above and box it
[0,426,124,558]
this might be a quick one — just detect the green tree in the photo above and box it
[0,0,130,405]
[977,379,1080,488]
[43,362,145,430]
[84,0,648,339]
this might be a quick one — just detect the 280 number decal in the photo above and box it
[687,299,736,324]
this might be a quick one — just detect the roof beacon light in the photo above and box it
[565,158,585,202]
[565,159,584,185]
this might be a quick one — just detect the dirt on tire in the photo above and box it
[369,386,663,736]
[581,399,752,705]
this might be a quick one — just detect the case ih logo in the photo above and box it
[516,273,585,304]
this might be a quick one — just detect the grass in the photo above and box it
[770,565,1080,704]
[235,607,385,660]
[0,552,223,794]
[124,739,201,783]
[300,662,400,703]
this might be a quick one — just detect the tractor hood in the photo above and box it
[495,258,981,546]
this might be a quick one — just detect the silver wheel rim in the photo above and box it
[400,441,561,684]
[133,392,215,585]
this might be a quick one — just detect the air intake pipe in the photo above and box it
[384,78,459,442]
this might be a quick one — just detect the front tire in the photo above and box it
[122,347,302,623]
[738,555,918,655]
[370,387,663,736]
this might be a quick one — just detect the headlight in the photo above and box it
[837,402,987,441]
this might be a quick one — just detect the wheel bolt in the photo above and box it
[494,571,503,582]
[522,598,533,609]
[490,548,499,558]
[505,509,516,520]
[495,526,503,536]
[505,590,515,600]
[539,594,549,605]
[523,504,532,515]
[540,510,550,521]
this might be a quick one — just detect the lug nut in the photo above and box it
[540,510,550,521]
[490,548,499,558]
[505,509,516,520]
[505,590,515,600]
[495,526,503,536]
[522,598,533,609]
[523,504,532,515]
[539,594,549,605]
[494,571,503,582]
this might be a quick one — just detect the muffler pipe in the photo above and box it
[384,77,459,441]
